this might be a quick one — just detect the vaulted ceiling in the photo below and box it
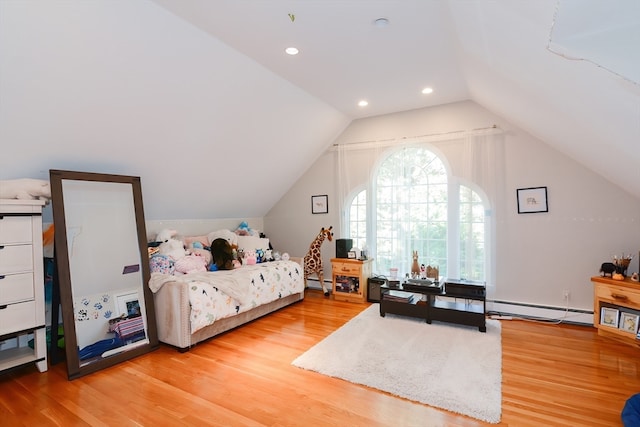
[151,0,640,199]
[1,1,638,219]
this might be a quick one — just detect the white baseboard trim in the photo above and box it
[487,300,593,325]
[304,278,330,290]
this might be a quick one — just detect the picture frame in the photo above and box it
[311,194,328,214]
[114,290,142,317]
[517,186,548,214]
[619,312,639,334]
[600,307,619,328]
[347,250,356,259]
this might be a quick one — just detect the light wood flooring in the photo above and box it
[1,289,639,426]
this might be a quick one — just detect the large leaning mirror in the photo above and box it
[50,169,158,380]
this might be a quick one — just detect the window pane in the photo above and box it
[375,147,448,278]
[347,190,367,251]
[459,186,485,281]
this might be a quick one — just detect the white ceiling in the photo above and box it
[150,0,640,199]
[2,1,638,220]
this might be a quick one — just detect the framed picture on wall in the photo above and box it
[517,186,548,214]
[115,290,142,317]
[311,195,328,214]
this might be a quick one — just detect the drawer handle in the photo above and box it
[611,293,629,300]
[0,305,7,310]
[0,275,4,280]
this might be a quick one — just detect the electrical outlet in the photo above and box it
[563,289,570,300]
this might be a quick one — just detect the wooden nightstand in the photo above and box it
[592,276,640,347]
[331,258,373,303]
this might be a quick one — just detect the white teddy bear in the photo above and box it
[0,179,51,201]
[156,229,186,261]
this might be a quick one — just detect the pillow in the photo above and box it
[237,235,270,252]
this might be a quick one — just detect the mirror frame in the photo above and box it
[50,169,158,380]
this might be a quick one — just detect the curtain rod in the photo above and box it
[330,124,501,151]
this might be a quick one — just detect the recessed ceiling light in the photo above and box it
[422,87,434,94]
[285,47,299,55]
[374,18,389,28]
[358,100,369,107]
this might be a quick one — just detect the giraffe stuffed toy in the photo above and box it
[304,226,333,296]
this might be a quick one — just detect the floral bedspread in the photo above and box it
[186,260,304,334]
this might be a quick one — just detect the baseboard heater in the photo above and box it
[487,299,593,325]
[304,278,330,290]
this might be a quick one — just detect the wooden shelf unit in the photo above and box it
[379,279,486,332]
[592,275,640,346]
[330,258,373,303]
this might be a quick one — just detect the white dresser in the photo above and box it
[0,199,47,373]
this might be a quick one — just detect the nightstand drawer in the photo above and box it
[332,262,360,275]
[595,283,640,308]
[0,300,38,335]
[0,245,34,274]
[0,273,34,305]
[0,216,33,245]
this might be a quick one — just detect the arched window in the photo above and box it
[346,146,488,282]
[347,189,367,250]
[458,185,486,281]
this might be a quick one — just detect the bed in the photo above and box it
[150,258,304,351]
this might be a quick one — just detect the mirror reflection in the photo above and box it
[50,170,158,379]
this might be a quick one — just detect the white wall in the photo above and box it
[266,101,640,321]
[0,0,349,220]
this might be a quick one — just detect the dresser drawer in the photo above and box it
[0,273,34,305]
[0,245,33,275]
[0,216,33,245]
[595,283,640,309]
[0,300,38,335]
[333,262,361,275]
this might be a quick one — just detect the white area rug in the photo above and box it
[292,304,502,423]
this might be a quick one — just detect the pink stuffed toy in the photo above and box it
[175,255,208,274]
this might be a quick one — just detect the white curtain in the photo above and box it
[335,127,505,281]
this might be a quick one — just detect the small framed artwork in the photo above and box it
[347,251,356,259]
[311,194,328,214]
[619,312,639,334]
[517,187,548,214]
[600,307,619,328]
[114,290,142,318]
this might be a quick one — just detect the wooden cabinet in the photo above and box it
[0,199,47,373]
[592,276,640,347]
[331,258,373,303]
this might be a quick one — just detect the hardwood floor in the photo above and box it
[1,289,639,426]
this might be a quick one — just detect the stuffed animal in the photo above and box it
[156,229,186,261]
[235,221,253,236]
[243,250,257,265]
[190,247,212,267]
[210,238,238,270]
[0,178,51,201]
[175,254,208,274]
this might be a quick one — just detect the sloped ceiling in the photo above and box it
[151,0,640,198]
[1,1,638,221]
